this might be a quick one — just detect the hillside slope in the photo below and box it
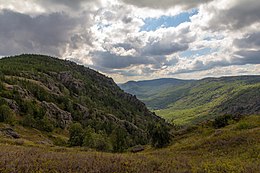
[0,54,166,151]
[1,115,259,172]
[121,76,260,125]
[119,78,193,109]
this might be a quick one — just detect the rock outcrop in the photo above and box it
[0,128,20,139]
[41,101,72,129]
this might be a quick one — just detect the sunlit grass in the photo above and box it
[0,115,259,172]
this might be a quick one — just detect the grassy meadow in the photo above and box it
[0,115,259,173]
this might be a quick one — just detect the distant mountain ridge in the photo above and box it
[119,78,193,105]
[120,76,260,125]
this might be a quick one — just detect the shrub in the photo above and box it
[236,122,251,130]
[68,123,84,146]
[111,127,128,152]
[0,104,16,124]
[52,136,67,146]
[21,114,37,128]
[38,116,55,132]
[92,132,111,151]
[83,128,112,151]
[83,126,95,148]
[213,115,231,128]
[148,123,171,148]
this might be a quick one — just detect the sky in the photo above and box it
[0,0,259,83]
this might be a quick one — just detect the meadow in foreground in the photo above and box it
[0,115,259,173]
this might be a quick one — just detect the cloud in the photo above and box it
[0,0,99,14]
[91,51,167,69]
[0,0,259,83]
[200,0,260,30]
[169,49,260,75]
[234,32,260,49]
[0,10,85,56]
[36,0,91,8]
[234,50,260,65]
[142,41,188,56]
[121,0,213,9]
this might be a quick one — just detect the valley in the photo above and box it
[120,76,260,126]
[0,55,259,172]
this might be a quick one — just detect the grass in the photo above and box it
[155,83,260,126]
[0,115,259,172]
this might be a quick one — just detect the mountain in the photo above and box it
[0,55,259,172]
[119,78,193,109]
[0,54,167,151]
[120,76,260,125]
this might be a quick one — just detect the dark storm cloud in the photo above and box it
[121,0,213,9]
[234,32,260,49]
[208,0,260,30]
[36,0,97,10]
[234,50,260,64]
[91,51,167,69]
[0,10,80,56]
[141,41,188,56]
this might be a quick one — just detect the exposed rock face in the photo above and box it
[17,72,63,95]
[41,101,72,129]
[0,128,20,139]
[73,103,90,119]
[57,71,85,94]
[131,145,145,153]
[17,86,33,99]
[4,98,20,113]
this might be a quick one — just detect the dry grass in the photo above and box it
[0,115,259,173]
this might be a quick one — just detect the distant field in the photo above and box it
[1,115,259,173]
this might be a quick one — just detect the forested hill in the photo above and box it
[0,54,168,151]
[120,76,260,125]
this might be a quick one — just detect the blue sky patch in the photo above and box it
[180,48,214,58]
[140,9,198,31]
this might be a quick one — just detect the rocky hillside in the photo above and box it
[0,54,166,151]
[121,76,260,125]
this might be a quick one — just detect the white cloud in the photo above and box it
[121,0,213,10]
[0,0,259,82]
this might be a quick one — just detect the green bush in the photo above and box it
[236,122,251,130]
[213,115,232,128]
[0,104,16,124]
[91,132,111,151]
[111,127,128,152]
[21,114,37,128]
[69,123,84,146]
[38,116,55,132]
[148,123,171,148]
[52,136,68,146]
[83,127,112,151]
[83,126,95,147]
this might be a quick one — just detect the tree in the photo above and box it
[68,123,84,146]
[83,126,95,148]
[39,116,55,132]
[213,114,231,128]
[0,104,15,124]
[148,123,171,148]
[83,127,112,151]
[111,127,128,152]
